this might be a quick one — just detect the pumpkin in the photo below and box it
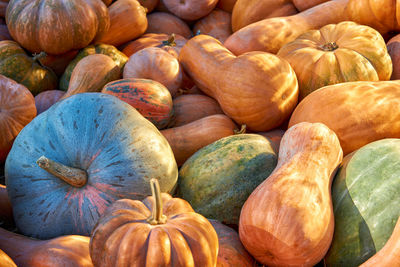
[161,0,218,20]
[0,249,16,267]
[176,85,205,96]
[325,139,400,266]
[0,40,58,95]
[288,80,400,155]
[387,34,400,80]
[122,33,187,58]
[232,0,297,32]
[35,90,65,115]
[102,0,112,5]
[209,220,255,267]
[0,227,92,267]
[277,21,392,100]
[216,0,237,12]
[0,184,13,224]
[61,54,121,100]
[146,12,192,39]
[38,50,79,77]
[102,78,174,129]
[0,75,36,162]
[239,122,343,266]
[179,133,278,225]
[138,0,158,12]
[90,178,218,267]
[59,43,128,91]
[179,34,298,131]
[162,114,237,166]
[6,0,109,55]
[256,129,285,154]
[5,93,178,239]
[193,9,232,43]
[123,47,182,97]
[359,216,400,267]
[224,0,348,55]
[0,24,11,41]
[0,0,7,17]
[169,94,223,127]
[292,0,329,11]
[93,0,147,47]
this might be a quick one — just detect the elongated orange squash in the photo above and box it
[239,122,343,266]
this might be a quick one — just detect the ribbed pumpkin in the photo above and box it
[59,43,128,91]
[102,78,174,129]
[179,134,278,225]
[0,75,36,162]
[277,21,392,99]
[90,179,218,267]
[193,9,232,43]
[35,90,65,115]
[5,93,178,239]
[6,0,110,55]
[146,12,192,39]
[0,40,58,95]
[325,139,400,266]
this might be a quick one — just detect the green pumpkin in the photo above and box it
[60,43,128,91]
[0,40,57,95]
[178,134,278,225]
[325,138,400,266]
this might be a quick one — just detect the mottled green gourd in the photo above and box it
[325,138,400,266]
[178,134,278,225]
[60,44,128,91]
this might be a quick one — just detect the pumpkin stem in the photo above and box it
[146,178,167,225]
[162,34,176,47]
[234,124,247,135]
[320,42,339,51]
[36,156,88,188]
[32,51,47,62]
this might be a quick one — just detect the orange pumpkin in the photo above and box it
[239,122,343,266]
[256,129,285,154]
[123,47,182,97]
[292,0,329,11]
[37,50,79,77]
[146,12,192,39]
[193,9,232,43]
[90,178,218,267]
[179,34,298,131]
[277,21,392,99]
[216,0,237,12]
[161,0,218,20]
[138,0,158,12]
[387,34,400,80]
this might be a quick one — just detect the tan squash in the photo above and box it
[94,0,147,47]
[387,34,400,80]
[216,0,237,12]
[193,9,232,43]
[161,114,237,166]
[61,54,121,100]
[225,0,349,55]
[146,12,192,39]
[170,94,223,127]
[123,47,182,97]
[288,80,400,155]
[161,0,218,20]
[239,122,343,266]
[0,184,12,224]
[179,34,298,131]
[232,0,297,32]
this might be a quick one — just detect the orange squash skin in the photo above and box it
[193,9,232,43]
[0,249,16,267]
[161,0,218,20]
[146,12,192,39]
[387,34,400,80]
[179,34,298,131]
[239,122,343,266]
[292,0,329,11]
[288,80,400,156]
[216,0,236,12]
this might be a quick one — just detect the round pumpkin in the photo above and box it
[179,133,277,225]
[146,12,192,39]
[102,78,174,129]
[0,75,36,162]
[325,138,400,266]
[5,93,178,239]
[193,9,232,43]
[6,0,110,55]
[0,40,58,95]
[59,43,128,91]
[90,178,218,267]
[277,21,392,100]
[161,0,218,20]
[35,90,65,115]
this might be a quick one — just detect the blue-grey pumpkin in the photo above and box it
[5,93,178,239]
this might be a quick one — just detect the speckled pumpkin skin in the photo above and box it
[102,78,173,129]
[5,93,178,239]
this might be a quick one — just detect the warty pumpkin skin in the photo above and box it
[193,9,232,43]
[90,179,218,267]
[5,93,178,239]
[277,21,392,100]
[123,47,182,97]
[146,12,192,39]
[289,80,400,156]
[239,122,343,266]
[35,90,65,115]
[6,0,110,55]
[161,114,237,166]
[179,34,298,132]
[0,75,36,162]
[102,78,174,129]
[225,0,349,55]
[94,0,147,47]
[0,249,16,267]
[0,227,92,267]
[59,43,128,91]
[0,40,58,95]
[161,0,218,20]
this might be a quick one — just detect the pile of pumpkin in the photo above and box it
[1,0,400,266]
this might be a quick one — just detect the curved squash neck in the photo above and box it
[0,227,38,265]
